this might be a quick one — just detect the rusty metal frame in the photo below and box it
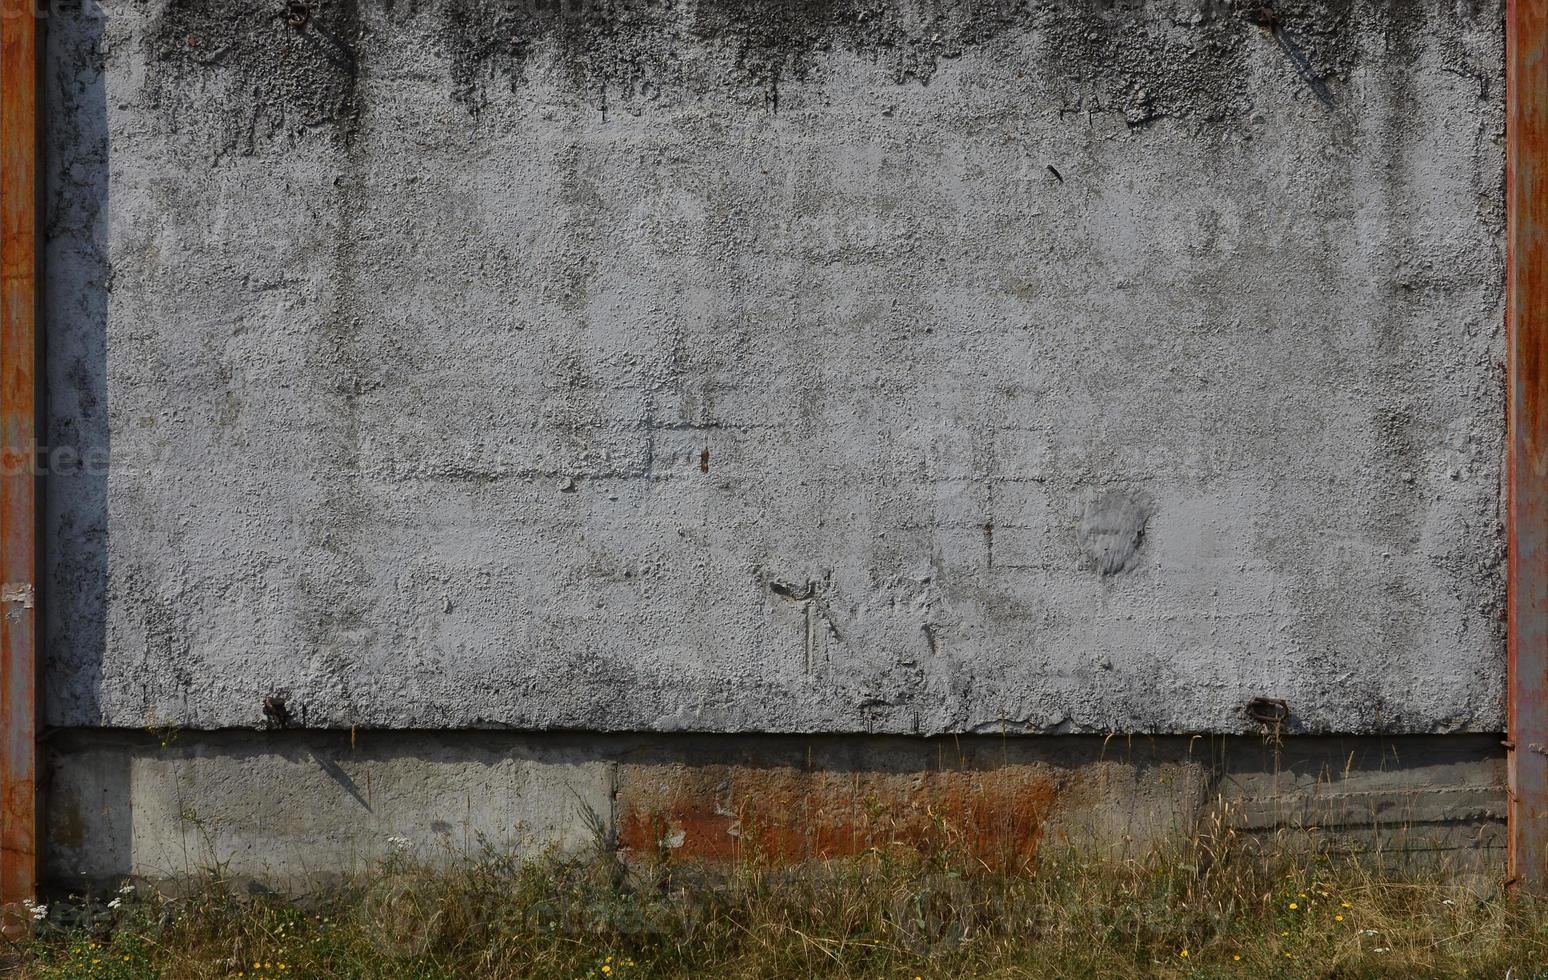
[0,0,38,922]
[1509,0,1548,891]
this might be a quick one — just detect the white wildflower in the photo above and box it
[21,899,46,921]
[386,835,411,851]
[107,897,122,910]
[117,883,135,895]
[1373,947,1390,954]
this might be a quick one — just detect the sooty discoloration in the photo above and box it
[144,0,1440,132]
[435,0,1386,114]
[145,0,362,152]
[452,0,1454,115]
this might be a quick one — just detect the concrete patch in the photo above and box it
[1078,490,1152,575]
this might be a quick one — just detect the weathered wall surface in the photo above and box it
[43,0,1506,735]
[45,731,1505,887]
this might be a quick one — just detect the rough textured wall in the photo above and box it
[43,0,1506,734]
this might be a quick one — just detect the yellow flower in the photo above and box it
[123,955,130,961]
[1289,903,1299,910]
[1179,949,1190,958]
[1335,914,1345,922]
[1342,901,1352,908]
[1233,954,1242,961]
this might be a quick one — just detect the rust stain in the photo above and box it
[0,0,38,929]
[46,785,84,852]
[618,764,1059,871]
[1508,0,1548,892]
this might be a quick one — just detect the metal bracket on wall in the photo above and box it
[0,0,39,928]
[1509,0,1548,892]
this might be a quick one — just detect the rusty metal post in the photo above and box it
[1509,0,1548,891]
[0,0,38,924]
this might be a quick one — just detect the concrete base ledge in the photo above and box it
[43,730,1506,892]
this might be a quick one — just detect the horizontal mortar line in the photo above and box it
[1241,822,1506,832]
[1234,788,1506,801]
[1239,819,1507,831]
[362,467,657,482]
[1237,810,1508,823]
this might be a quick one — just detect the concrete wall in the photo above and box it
[44,731,1506,888]
[41,0,1507,739]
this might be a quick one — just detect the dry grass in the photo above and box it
[3,806,1544,979]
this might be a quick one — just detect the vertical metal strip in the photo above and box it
[1509,0,1548,891]
[0,0,38,922]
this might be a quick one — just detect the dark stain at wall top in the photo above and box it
[140,0,1457,140]
[434,0,1375,115]
[145,0,363,150]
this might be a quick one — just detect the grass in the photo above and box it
[3,808,1545,979]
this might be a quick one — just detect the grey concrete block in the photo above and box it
[45,730,613,889]
[44,731,1505,888]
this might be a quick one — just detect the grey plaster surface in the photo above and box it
[42,0,1507,734]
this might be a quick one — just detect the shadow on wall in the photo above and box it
[42,0,112,836]
[43,2,108,726]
